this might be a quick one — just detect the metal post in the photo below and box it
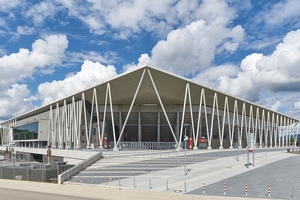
[184,126,187,175]
[134,178,136,188]
[41,164,44,182]
[237,147,239,161]
[184,182,186,192]
[247,147,249,168]
[166,181,168,191]
[253,148,255,166]
[149,179,152,189]
[27,161,29,181]
[0,161,2,178]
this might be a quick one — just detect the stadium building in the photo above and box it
[0,66,299,151]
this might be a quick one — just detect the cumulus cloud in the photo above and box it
[0,84,36,120]
[55,0,240,40]
[210,29,300,101]
[192,64,240,90]
[38,60,118,105]
[0,34,68,90]
[121,0,244,76]
[0,34,68,119]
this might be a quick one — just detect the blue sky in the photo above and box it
[1,0,300,122]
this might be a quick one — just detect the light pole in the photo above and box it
[183,124,189,176]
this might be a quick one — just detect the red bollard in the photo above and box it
[223,183,226,195]
[202,182,205,194]
[268,185,271,197]
[245,184,248,196]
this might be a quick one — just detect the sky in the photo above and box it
[1,0,300,122]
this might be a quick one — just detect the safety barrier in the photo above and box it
[110,142,182,150]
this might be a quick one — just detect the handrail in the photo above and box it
[58,151,102,184]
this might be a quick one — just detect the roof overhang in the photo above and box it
[2,65,298,123]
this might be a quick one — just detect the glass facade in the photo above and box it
[13,122,38,140]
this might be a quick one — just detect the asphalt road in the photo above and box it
[0,187,101,200]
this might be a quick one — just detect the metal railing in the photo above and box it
[58,151,102,184]
[110,142,181,150]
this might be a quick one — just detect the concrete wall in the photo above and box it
[0,146,99,165]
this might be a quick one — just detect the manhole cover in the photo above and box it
[174,190,182,193]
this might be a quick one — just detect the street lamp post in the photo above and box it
[183,124,189,176]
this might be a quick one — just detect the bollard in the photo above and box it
[166,181,169,191]
[119,179,121,186]
[134,178,136,188]
[184,182,187,192]
[223,183,226,195]
[105,176,107,185]
[202,182,205,194]
[149,179,152,189]
[245,184,248,196]
[268,185,270,197]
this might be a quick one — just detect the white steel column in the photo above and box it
[116,68,147,147]
[147,69,179,147]
[179,83,189,149]
[107,83,117,150]
[239,103,247,148]
[231,100,240,149]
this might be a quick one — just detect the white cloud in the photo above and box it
[0,34,68,90]
[25,1,59,26]
[127,20,244,76]
[0,84,35,120]
[192,64,240,90]
[38,60,118,105]
[0,34,68,120]
[66,51,117,64]
[262,0,300,27]
[17,26,35,35]
[200,29,300,113]
[55,0,240,40]
[271,101,282,112]
[122,0,244,75]
[295,101,300,110]
[0,0,21,12]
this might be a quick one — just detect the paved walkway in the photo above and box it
[0,147,298,200]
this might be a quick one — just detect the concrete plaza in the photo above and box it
[0,147,298,200]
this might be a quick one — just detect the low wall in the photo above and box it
[0,146,99,164]
[58,151,102,184]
